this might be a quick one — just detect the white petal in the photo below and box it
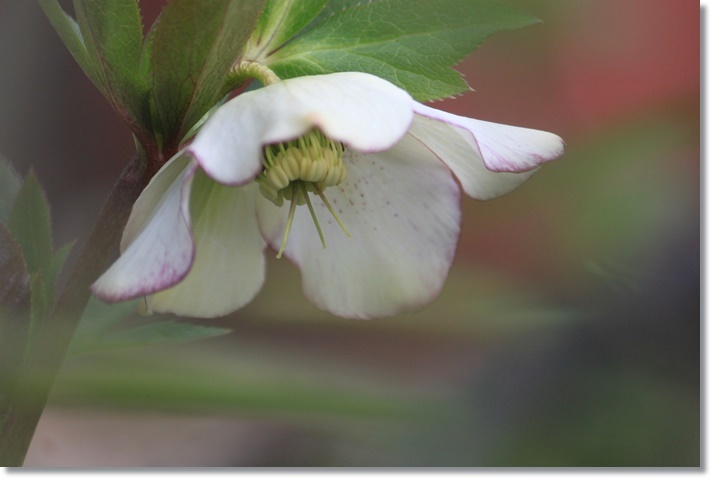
[189,72,414,185]
[412,103,564,200]
[147,177,267,318]
[92,154,196,301]
[119,152,187,251]
[257,135,461,319]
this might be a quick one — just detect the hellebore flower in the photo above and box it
[92,72,564,319]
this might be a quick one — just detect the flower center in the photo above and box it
[256,130,350,258]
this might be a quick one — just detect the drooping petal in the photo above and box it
[147,175,267,318]
[411,103,564,200]
[189,72,414,185]
[407,115,535,200]
[257,135,461,319]
[92,154,196,302]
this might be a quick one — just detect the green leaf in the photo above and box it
[4,173,74,361]
[69,296,140,356]
[150,0,268,149]
[37,0,101,89]
[72,0,150,132]
[248,0,329,59]
[0,157,21,224]
[4,173,75,355]
[70,298,229,356]
[28,272,50,342]
[0,223,30,317]
[95,321,231,353]
[7,171,53,278]
[0,224,31,414]
[47,241,75,293]
[268,0,538,101]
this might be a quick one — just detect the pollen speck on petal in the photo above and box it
[256,134,461,319]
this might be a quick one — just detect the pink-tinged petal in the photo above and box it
[189,72,414,185]
[257,135,461,319]
[407,115,536,200]
[119,152,187,250]
[147,178,267,318]
[92,154,196,302]
[412,103,563,198]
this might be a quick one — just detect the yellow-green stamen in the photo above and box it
[257,129,349,256]
[276,187,299,259]
[314,184,350,238]
[300,182,326,249]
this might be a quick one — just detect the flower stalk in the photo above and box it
[231,61,281,87]
[0,155,152,466]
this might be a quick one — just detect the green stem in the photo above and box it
[0,155,151,466]
[229,60,281,87]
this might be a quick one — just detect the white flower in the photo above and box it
[92,72,564,319]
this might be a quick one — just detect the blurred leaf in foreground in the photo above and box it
[69,296,231,356]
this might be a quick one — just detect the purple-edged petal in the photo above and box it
[257,135,461,319]
[407,115,533,200]
[412,103,564,199]
[189,72,414,186]
[92,154,196,302]
[147,177,267,318]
